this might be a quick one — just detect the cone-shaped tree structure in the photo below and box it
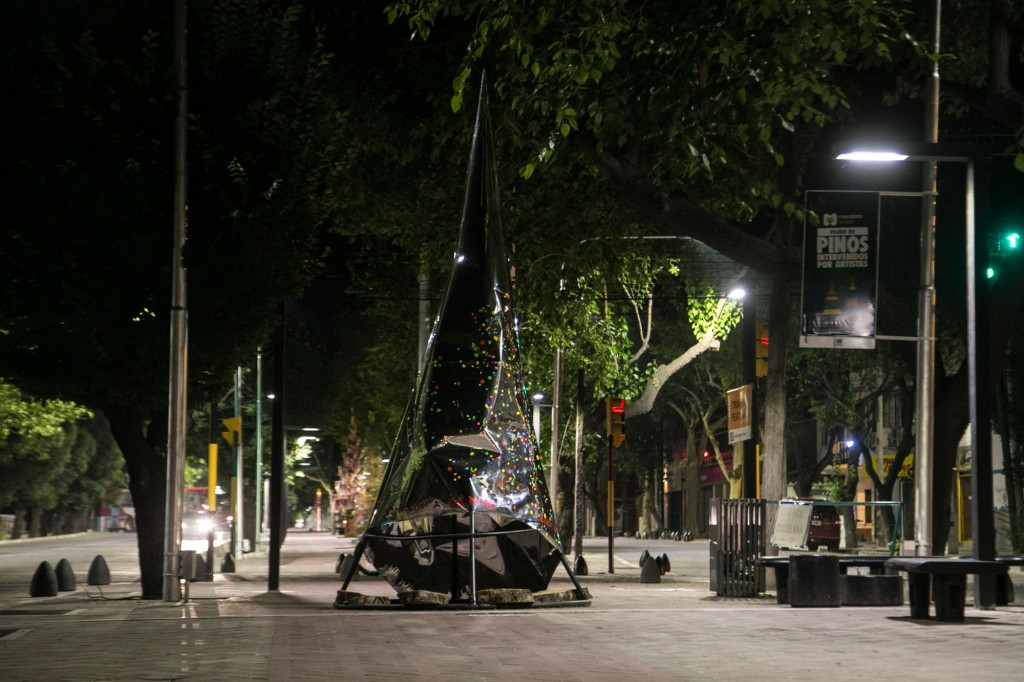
[363,74,561,598]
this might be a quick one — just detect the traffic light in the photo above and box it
[755,321,769,378]
[987,229,1021,279]
[605,397,626,447]
[221,417,241,447]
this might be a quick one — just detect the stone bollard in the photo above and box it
[56,558,77,591]
[87,555,111,586]
[660,554,671,574]
[573,554,589,576]
[640,555,661,583]
[30,561,58,597]
[221,553,235,573]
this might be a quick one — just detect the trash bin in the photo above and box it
[709,498,766,597]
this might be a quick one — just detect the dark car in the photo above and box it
[806,504,840,551]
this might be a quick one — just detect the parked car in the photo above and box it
[806,504,840,551]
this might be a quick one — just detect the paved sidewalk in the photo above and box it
[2,532,1024,681]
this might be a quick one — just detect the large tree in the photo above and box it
[0,1,349,596]
[386,0,1024,551]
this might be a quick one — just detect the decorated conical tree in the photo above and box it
[362,73,561,598]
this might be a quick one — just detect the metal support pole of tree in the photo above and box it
[162,0,188,603]
[268,316,286,591]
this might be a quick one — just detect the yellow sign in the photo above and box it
[882,453,913,479]
[727,384,752,443]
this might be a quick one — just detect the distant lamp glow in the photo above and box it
[532,392,545,401]
[836,151,909,162]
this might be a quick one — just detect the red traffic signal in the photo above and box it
[605,397,626,447]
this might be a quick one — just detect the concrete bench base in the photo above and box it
[886,557,1008,622]
[789,555,840,607]
[840,574,903,606]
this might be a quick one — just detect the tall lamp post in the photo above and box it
[837,143,1001,606]
[727,283,758,499]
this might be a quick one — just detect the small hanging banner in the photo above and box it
[727,384,752,444]
[800,191,880,349]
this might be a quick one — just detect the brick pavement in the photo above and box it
[2,532,1024,681]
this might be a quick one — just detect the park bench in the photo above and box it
[995,555,1024,605]
[759,554,900,606]
[885,557,1008,622]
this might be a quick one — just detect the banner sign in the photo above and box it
[800,191,880,349]
[727,384,752,444]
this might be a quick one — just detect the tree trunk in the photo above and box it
[761,274,791,501]
[683,426,703,536]
[105,404,167,599]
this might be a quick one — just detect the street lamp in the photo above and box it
[727,284,758,498]
[530,391,561,512]
[837,142,1002,606]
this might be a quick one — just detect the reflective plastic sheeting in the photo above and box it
[362,74,561,597]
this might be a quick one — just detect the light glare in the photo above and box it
[836,151,909,162]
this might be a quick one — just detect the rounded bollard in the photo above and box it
[87,555,111,586]
[338,553,360,582]
[30,561,59,597]
[573,554,589,576]
[56,558,77,591]
[788,554,840,607]
[221,553,235,573]
[660,554,671,574]
[638,549,651,567]
[640,555,661,583]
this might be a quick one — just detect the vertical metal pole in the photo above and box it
[967,160,997,607]
[914,0,941,557]
[206,402,217,580]
[162,0,188,603]
[233,367,244,557]
[573,369,585,559]
[255,349,263,545]
[550,344,562,514]
[418,255,431,372]
[469,511,477,606]
[607,437,615,574]
[268,317,285,590]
